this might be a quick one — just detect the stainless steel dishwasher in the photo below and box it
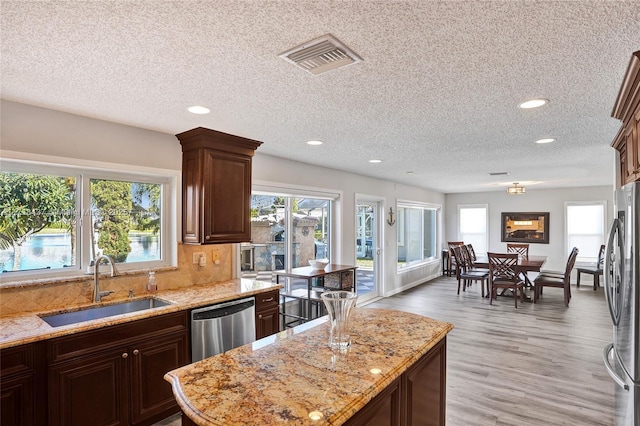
[191,297,256,362]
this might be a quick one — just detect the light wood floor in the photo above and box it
[156,275,615,426]
[368,275,615,426]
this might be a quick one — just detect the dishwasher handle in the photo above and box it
[192,299,255,321]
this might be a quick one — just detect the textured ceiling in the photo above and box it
[2,1,639,193]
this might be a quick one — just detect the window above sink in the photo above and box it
[0,157,179,284]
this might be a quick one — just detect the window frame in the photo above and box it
[458,204,489,256]
[0,157,179,283]
[249,181,341,272]
[396,200,441,271]
[565,201,607,263]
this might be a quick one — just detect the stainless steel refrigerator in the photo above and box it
[604,181,640,425]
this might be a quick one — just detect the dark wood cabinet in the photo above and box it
[176,127,263,244]
[255,289,280,339]
[48,346,129,426]
[344,377,402,426]
[403,338,446,426]
[47,311,189,426]
[130,333,188,425]
[0,342,46,426]
[612,51,640,186]
[345,338,447,426]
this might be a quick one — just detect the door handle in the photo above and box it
[603,343,629,390]
[604,219,622,326]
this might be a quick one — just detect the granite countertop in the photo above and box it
[165,308,454,426]
[0,278,281,349]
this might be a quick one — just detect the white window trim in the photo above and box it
[564,200,607,263]
[396,199,442,271]
[0,153,179,283]
[246,180,342,271]
[458,204,489,256]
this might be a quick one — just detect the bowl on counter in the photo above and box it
[308,259,329,269]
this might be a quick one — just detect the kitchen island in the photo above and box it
[165,308,453,426]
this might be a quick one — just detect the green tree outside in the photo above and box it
[91,179,132,263]
[0,173,75,270]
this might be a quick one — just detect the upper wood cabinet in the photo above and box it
[176,127,263,244]
[611,50,640,187]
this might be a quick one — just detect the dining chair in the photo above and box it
[447,241,465,277]
[452,246,490,297]
[465,244,477,262]
[487,252,525,308]
[507,243,530,286]
[533,247,579,307]
[537,247,579,278]
[576,244,605,291]
[507,243,529,258]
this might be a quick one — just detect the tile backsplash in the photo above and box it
[0,243,234,316]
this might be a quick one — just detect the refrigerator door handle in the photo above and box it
[604,218,622,326]
[603,343,630,390]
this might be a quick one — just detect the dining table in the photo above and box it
[473,254,547,289]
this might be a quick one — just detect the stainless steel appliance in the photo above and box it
[191,297,256,362]
[604,182,640,425]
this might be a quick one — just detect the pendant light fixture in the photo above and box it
[507,182,526,195]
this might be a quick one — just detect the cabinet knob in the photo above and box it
[258,314,263,319]
[205,235,211,240]
[122,353,128,359]
[133,349,139,355]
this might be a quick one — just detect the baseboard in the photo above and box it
[384,272,441,297]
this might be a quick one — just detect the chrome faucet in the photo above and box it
[94,255,119,302]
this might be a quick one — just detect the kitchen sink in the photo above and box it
[39,297,173,327]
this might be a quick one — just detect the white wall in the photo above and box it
[1,100,180,170]
[1,100,445,296]
[445,186,614,272]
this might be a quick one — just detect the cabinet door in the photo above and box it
[343,377,401,426]
[255,290,280,339]
[404,339,446,426]
[1,374,33,426]
[48,348,129,426]
[182,150,203,244]
[634,107,640,180]
[256,305,280,339]
[1,344,35,426]
[202,149,252,243]
[625,124,637,182]
[129,332,189,425]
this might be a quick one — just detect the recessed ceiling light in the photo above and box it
[535,138,556,144]
[406,171,415,175]
[306,140,323,146]
[369,159,382,163]
[187,105,210,114]
[518,99,548,109]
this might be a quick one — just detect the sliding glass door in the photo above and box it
[241,193,331,285]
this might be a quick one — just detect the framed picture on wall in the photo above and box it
[501,212,550,244]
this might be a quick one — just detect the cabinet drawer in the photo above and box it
[255,290,279,311]
[1,344,33,377]
[48,311,188,364]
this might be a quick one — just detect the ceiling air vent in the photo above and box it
[488,172,510,176]
[279,34,362,75]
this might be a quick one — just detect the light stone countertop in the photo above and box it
[165,308,454,426]
[0,278,281,349]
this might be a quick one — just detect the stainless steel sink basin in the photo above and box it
[39,297,173,327]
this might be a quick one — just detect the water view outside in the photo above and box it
[0,232,159,273]
[1,171,162,274]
